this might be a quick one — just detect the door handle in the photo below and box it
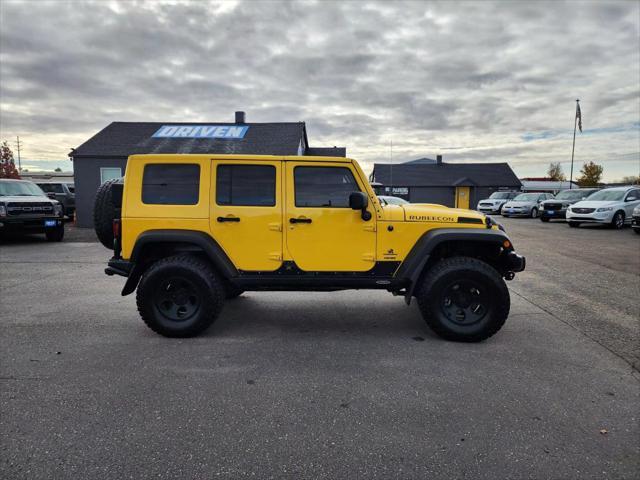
[217,216,240,223]
[289,217,312,224]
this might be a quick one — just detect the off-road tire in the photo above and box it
[568,222,580,228]
[611,211,625,229]
[416,257,510,342]
[540,216,549,222]
[45,225,64,242]
[225,284,245,299]
[93,178,120,249]
[136,255,225,337]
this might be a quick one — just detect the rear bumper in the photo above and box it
[105,257,133,277]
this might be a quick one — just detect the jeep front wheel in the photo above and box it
[416,257,510,342]
[136,255,224,337]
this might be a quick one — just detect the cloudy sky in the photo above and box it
[1,0,638,181]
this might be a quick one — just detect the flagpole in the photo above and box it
[569,99,579,189]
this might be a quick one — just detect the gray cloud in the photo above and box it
[0,0,638,180]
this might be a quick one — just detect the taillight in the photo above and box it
[112,219,122,258]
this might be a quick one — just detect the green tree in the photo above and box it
[0,141,20,179]
[576,161,603,186]
[547,162,565,181]
[54,167,62,172]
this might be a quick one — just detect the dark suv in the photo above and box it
[0,179,65,241]
[539,188,599,222]
[36,182,75,219]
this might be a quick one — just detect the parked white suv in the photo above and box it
[501,192,554,218]
[477,191,520,215]
[566,186,640,229]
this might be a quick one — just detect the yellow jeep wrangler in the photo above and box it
[95,154,525,341]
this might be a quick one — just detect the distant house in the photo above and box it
[370,156,521,209]
[69,111,345,227]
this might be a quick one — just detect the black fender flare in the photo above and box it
[394,228,512,304]
[121,230,237,295]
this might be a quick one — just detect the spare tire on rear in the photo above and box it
[93,178,122,249]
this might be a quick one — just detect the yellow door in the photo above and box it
[284,162,376,271]
[455,187,470,209]
[210,160,283,271]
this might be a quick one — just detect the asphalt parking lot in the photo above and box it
[1,219,638,479]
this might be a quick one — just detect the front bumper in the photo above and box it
[540,208,567,219]
[566,210,613,224]
[501,208,529,217]
[502,250,526,274]
[0,216,63,233]
[478,206,502,214]
[632,215,640,230]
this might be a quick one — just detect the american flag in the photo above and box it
[576,101,582,132]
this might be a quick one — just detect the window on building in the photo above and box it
[216,165,276,206]
[294,166,359,207]
[100,167,122,184]
[142,164,200,205]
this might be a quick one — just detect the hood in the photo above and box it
[570,200,621,209]
[0,195,55,204]
[400,203,486,224]
[542,199,572,206]
[503,201,535,207]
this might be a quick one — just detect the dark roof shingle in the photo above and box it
[373,162,521,187]
[71,121,306,157]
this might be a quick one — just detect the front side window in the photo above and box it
[216,164,276,206]
[142,164,200,205]
[294,166,359,207]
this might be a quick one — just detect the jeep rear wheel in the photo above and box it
[136,255,224,337]
[416,257,510,342]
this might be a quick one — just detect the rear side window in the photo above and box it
[295,166,359,207]
[216,165,276,206]
[142,164,200,205]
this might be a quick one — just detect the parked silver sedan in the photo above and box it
[501,192,554,218]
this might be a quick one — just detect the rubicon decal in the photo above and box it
[152,125,249,139]
[408,215,456,222]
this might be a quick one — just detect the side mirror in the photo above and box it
[627,197,637,202]
[349,192,371,221]
[46,192,56,199]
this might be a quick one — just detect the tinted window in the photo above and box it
[39,184,64,193]
[295,166,359,207]
[142,164,200,205]
[216,165,276,206]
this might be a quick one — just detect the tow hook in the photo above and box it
[504,271,515,281]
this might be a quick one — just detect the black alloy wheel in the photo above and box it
[440,280,489,327]
[154,277,201,322]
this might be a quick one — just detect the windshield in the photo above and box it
[0,181,46,197]
[489,192,515,199]
[381,196,409,205]
[512,193,541,201]
[585,189,626,202]
[555,189,596,201]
